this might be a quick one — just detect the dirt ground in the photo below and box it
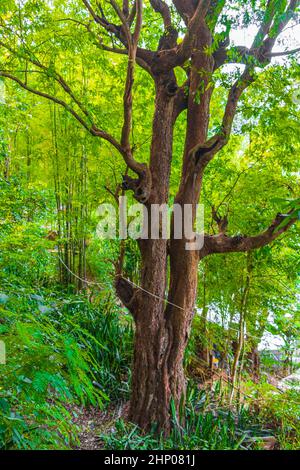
[72,402,126,450]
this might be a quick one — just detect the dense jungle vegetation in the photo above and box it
[0,0,299,451]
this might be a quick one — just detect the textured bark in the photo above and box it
[127,78,176,431]
[126,20,215,430]
[128,243,199,432]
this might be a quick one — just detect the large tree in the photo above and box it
[0,0,299,432]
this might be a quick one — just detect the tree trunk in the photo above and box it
[229,253,252,404]
[128,242,199,432]
[229,311,245,404]
[126,31,214,432]
[126,77,179,431]
[198,262,210,364]
[117,70,202,431]
[247,346,260,383]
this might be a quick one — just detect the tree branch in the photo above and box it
[122,0,129,17]
[214,0,299,69]
[201,212,298,258]
[150,0,178,51]
[0,40,92,121]
[115,276,139,317]
[121,0,140,151]
[267,46,300,57]
[256,0,299,60]
[172,81,189,123]
[82,0,154,73]
[186,65,255,170]
[150,0,172,30]
[213,43,300,69]
[96,42,154,75]
[0,4,154,189]
[151,0,211,73]
[221,67,255,141]
[111,0,152,203]
[0,68,151,189]
[252,0,277,49]
[172,0,195,22]
[179,0,211,54]
[206,0,226,32]
[192,0,299,167]
[110,0,132,45]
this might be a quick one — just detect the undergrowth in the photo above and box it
[0,285,132,449]
[99,384,272,450]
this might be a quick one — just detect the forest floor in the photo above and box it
[70,369,294,450]
[71,398,278,451]
[72,402,127,450]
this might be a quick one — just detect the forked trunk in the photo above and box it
[127,77,203,432]
[128,242,199,432]
[127,36,213,430]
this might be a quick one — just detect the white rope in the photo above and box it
[57,254,265,342]
[58,255,103,285]
[122,276,188,311]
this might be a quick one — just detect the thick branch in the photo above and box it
[206,0,226,32]
[123,0,129,17]
[180,0,210,55]
[252,0,277,49]
[150,0,178,51]
[150,0,172,30]
[201,212,298,258]
[267,46,300,57]
[81,0,119,35]
[187,66,254,171]
[110,0,132,45]
[172,0,195,22]
[152,1,210,73]
[116,0,152,203]
[115,276,139,317]
[172,81,189,123]
[97,42,154,75]
[221,67,255,141]
[213,45,253,70]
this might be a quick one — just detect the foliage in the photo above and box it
[245,381,300,450]
[100,383,270,450]
[0,273,135,449]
